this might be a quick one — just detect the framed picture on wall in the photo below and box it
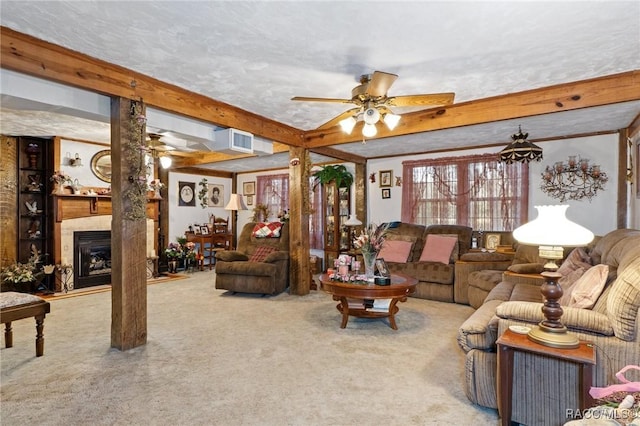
[243,181,256,195]
[379,170,393,187]
[246,195,254,206]
[208,184,224,207]
[178,181,196,207]
[381,188,391,199]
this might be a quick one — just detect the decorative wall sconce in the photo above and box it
[540,156,608,202]
[67,152,83,167]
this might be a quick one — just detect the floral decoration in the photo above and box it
[148,179,165,191]
[50,170,71,185]
[1,253,39,284]
[123,100,151,221]
[184,241,197,260]
[252,203,270,222]
[198,178,208,209]
[164,242,183,259]
[278,209,289,223]
[353,223,390,255]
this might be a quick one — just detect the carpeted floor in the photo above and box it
[1,270,498,425]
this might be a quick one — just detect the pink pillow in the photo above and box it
[557,247,592,276]
[378,240,414,263]
[568,264,609,309]
[419,234,458,264]
[559,267,589,306]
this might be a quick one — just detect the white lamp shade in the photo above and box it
[513,205,594,247]
[383,112,401,130]
[159,155,172,169]
[339,116,357,134]
[363,107,380,124]
[344,214,363,226]
[362,123,378,138]
[224,193,248,211]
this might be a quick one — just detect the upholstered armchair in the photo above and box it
[214,222,289,295]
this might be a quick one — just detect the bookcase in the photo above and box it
[322,181,350,268]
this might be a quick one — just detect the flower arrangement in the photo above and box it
[278,209,289,223]
[1,254,39,284]
[148,179,165,191]
[184,241,197,260]
[50,170,71,185]
[165,242,183,259]
[252,203,270,222]
[353,223,390,255]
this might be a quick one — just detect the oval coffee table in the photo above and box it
[319,273,417,330]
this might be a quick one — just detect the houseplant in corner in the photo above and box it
[311,164,354,189]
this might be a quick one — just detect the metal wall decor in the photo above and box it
[540,156,608,202]
[499,126,543,164]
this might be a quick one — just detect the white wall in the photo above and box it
[59,139,110,187]
[367,133,628,235]
[166,172,232,245]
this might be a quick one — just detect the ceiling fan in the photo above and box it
[147,133,176,168]
[292,70,455,137]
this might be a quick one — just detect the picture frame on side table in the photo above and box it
[485,233,501,250]
[375,258,390,277]
[200,225,210,235]
[382,188,391,199]
[379,170,393,187]
[243,181,256,195]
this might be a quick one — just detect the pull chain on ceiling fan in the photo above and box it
[292,70,455,138]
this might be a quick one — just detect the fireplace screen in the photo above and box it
[74,230,112,289]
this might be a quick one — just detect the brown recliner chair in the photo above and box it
[214,222,289,295]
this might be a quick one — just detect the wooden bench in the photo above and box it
[1,292,51,357]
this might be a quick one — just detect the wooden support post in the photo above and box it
[110,97,148,350]
[288,147,310,295]
[354,163,367,226]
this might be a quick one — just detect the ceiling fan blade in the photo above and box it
[387,93,455,107]
[317,107,362,130]
[366,71,398,98]
[291,96,354,104]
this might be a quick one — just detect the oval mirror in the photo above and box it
[91,150,111,183]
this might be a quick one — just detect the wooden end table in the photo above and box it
[497,328,595,426]
[319,273,417,330]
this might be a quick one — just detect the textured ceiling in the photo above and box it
[1,1,639,170]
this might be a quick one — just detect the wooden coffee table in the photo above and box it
[319,273,417,330]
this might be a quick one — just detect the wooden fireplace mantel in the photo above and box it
[53,194,159,222]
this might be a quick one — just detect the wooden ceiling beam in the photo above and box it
[174,142,290,167]
[0,26,304,147]
[302,70,640,148]
[309,146,366,165]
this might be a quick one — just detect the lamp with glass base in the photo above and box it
[512,205,594,349]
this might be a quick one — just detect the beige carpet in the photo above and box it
[1,270,498,425]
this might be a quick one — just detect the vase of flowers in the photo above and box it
[50,170,71,194]
[1,254,41,293]
[353,223,390,280]
[148,179,165,199]
[184,241,197,272]
[165,242,183,273]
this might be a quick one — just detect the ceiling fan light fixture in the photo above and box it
[159,154,172,169]
[363,107,380,125]
[362,123,378,138]
[339,116,357,134]
[383,112,401,130]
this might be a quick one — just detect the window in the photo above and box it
[401,154,529,231]
[256,174,289,219]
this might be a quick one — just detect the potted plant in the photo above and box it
[1,254,42,293]
[164,242,183,273]
[312,164,354,189]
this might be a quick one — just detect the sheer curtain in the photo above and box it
[256,173,289,219]
[401,153,529,231]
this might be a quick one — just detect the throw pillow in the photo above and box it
[252,222,282,238]
[558,267,589,306]
[567,264,609,309]
[249,245,277,262]
[419,234,458,264]
[507,263,545,274]
[441,233,460,262]
[557,247,592,276]
[378,240,414,264]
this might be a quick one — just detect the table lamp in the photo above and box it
[512,205,594,348]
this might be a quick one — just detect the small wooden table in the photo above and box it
[186,232,233,270]
[496,329,595,426]
[319,273,417,330]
